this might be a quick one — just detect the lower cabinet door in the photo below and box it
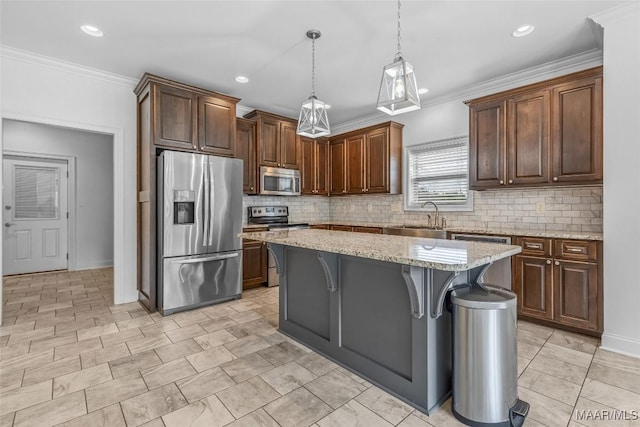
[242,240,267,289]
[553,260,598,330]
[514,255,553,320]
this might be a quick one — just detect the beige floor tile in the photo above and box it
[198,316,237,333]
[7,326,54,345]
[100,327,144,348]
[517,341,542,360]
[53,362,112,398]
[138,418,165,427]
[528,354,589,385]
[165,324,207,343]
[85,372,148,412]
[547,329,599,354]
[154,338,203,363]
[109,349,162,378]
[264,387,331,427]
[397,413,432,427]
[193,329,237,350]
[187,345,237,372]
[0,368,23,393]
[305,369,369,409]
[355,386,414,425]
[0,379,52,416]
[2,349,53,377]
[56,403,126,427]
[412,399,466,427]
[115,315,156,331]
[0,412,15,427]
[22,355,81,386]
[172,311,210,328]
[80,342,130,369]
[260,361,317,395]
[517,356,531,376]
[162,394,234,427]
[317,399,393,427]
[517,327,549,347]
[13,390,86,427]
[76,322,119,341]
[0,321,35,337]
[537,342,594,368]
[571,397,639,427]
[228,310,262,324]
[517,386,574,427]
[587,361,640,394]
[232,318,277,337]
[217,376,280,419]
[54,337,103,360]
[140,319,180,337]
[296,352,338,376]
[126,333,173,354]
[592,348,640,375]
[55,319,96,335]
[518,321,555,338]
[335,367,371,387]
[34,314,75,329]
[580,378,640,412]
[29,331,78,354]
[0,341,31,361]
[258,340,309,366]
[220,352,273,383]
[120,383,188,427]
[224,335,271,357]
[519,367,582,406]
[176,367,236,403]
[38,302,74,313]
[141,357,197,389]
[225,408,279,427]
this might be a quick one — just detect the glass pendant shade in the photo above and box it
[297,95,330,138]
[377,55,421,115]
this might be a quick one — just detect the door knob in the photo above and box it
[554,260,560,266]
[546,259,551,264]
[5,223,14,227]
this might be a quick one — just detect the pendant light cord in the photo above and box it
[397,0,402,56]
[311,35,316,97]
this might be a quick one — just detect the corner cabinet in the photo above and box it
[513,236,602,335]
[236,118,258,194]
[134,74,239,312]
[301,137,329,195]
[242,239,268,289]
[467,67,602,190]
[244,110,301,170]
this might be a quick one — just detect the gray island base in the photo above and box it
[239,229,521,415]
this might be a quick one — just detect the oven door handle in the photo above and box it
[171,253,239,264]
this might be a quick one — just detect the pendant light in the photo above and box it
[376,0,421,115]
[297,30,330,138]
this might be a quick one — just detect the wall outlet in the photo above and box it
[536,202,546,214]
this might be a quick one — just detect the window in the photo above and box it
[404,136,473,211]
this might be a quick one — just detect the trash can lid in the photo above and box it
[451,284,516,310]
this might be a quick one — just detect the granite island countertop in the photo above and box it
[239,229,522,272]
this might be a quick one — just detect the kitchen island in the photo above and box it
[239,229,521,414]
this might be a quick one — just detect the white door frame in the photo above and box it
[1,113,125,308]
[3,151,77,271]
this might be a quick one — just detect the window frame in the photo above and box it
[403,135,474,212]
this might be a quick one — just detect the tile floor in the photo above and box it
[1,268,639,426]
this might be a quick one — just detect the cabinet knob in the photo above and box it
[555,260,560,266]
[250,186,254,190]
[546,259,551,265]
[552,177,558,182]
[342,190,346,193]
[499,180,504,185]
[508,179,513,184]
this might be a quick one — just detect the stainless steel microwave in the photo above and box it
[259,166,301,196]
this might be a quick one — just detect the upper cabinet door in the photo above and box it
[507,90,550,185]
[198,95,236,157]
[280,121,300,169]
[315,140,329,195]
[300,137,316,194]
[259,116,280,167]
[366,127,390,193]
[345,134,366,194]
[236,119,257,194]
[330,139,346,195]
[154,84,197,150]
[469,100,506,189]
[551,76,603,183]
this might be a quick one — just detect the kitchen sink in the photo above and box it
[383,227,447,239]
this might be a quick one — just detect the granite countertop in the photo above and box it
[239,229,522,272]
[306,221,603,241]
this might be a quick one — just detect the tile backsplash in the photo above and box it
[243,186,602,234]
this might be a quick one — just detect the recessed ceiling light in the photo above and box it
[235,76,249,83]
[418,88,429,95]
[512,25,535,38]
[80,25,103,37]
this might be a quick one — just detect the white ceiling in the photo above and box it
[0,1,623,125]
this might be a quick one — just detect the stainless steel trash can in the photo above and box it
[451,283,529,427]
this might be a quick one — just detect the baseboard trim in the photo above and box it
[600,332,640,359]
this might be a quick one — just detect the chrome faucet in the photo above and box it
[421,201,441,229]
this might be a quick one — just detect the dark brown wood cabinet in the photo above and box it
[301,137,329,195]
[467,67,602,190]
[513,236,602,335]
[242,239,268,289]
[236,118,257,194]
[134,74,239,312]
[330,122,403,196]
[244,110,301,170]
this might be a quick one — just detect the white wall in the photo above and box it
[0,47,138,304]
[593,3,640,357]
[3,119,114,269]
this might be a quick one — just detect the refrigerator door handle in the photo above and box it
[209,159,215,246]
[203,158,210,250]
[171,252,239,264]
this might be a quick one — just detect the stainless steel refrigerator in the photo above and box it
[157,151,243,315]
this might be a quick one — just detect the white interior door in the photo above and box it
[2,156,68,275]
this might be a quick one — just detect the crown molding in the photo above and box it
[1,45,138,88]
[590,1,639,26]
[236,104,256,118]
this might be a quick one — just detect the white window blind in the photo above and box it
[405,136,472,210]
[14,166,59,219]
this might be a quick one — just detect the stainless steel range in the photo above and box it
[247,206,309,286]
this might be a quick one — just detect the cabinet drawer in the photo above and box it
[517,237,552,256]
[352,226,382,234]
[330,225,353,232]
[555,240,597,261]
